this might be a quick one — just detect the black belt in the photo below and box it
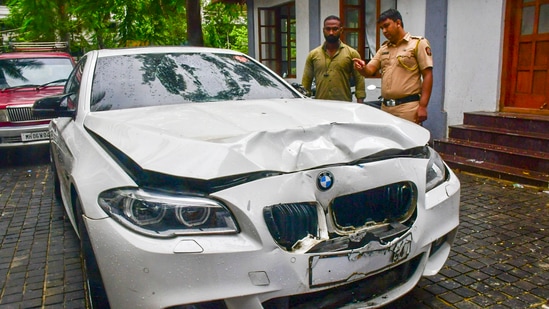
[382,94,421,107]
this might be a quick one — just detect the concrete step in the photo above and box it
[434,111,549,188]
[434,138,549,173]
[463,111,549,135]
[434,138,549,188]
[439,152,549,188]
[448,124,549,153]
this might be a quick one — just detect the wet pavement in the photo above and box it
[1,145,549,308]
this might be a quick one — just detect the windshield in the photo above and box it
[0,58,74,88]
[90,52,299,111]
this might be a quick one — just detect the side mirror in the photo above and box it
[32,93,75,118]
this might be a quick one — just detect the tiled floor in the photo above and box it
[1,146,548,308]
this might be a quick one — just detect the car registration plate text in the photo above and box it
[21,131,50,142]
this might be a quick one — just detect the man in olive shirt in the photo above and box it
[302,15,366,103]
[354,9,433,124]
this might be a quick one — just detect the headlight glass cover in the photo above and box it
[426,147,448,192]
[0,109,8,122]
[98,188,239,237]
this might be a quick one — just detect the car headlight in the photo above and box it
[0,109,8,122]
[98,188,239,237]
[426,147,448,192]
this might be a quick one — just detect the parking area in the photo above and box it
[1,145,549,308]
[0,146,84,308]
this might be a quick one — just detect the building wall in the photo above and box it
[253,0,430,88]
[392,0,506,129]
[251,0,506,132]
[398,0,427,36]
[445,0,505,125]
[296,0,311,83]
[0,6,8,19]
[292,0,431,97]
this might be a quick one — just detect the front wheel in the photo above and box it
[75,198,110,309]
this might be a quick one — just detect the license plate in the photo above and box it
[309,234,412,288]
[21,131,50,142]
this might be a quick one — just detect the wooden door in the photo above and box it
[501,0,549,114]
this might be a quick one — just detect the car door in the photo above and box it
[51,56,87,202]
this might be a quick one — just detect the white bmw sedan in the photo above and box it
[33,46,460,309]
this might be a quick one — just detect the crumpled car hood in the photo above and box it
[83,99,430,179]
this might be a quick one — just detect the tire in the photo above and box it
[75,198,111,309]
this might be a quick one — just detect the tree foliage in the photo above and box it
[4,0,71,42]
[3,0,247,55]
[203,1,248,53]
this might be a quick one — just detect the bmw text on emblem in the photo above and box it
[317,171,334,191]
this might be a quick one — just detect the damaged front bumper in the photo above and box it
[87,158,460,309]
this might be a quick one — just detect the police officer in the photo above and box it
[353,9,433,124]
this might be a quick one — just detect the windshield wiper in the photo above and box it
[0,79,67,92]
[36,79,68,90]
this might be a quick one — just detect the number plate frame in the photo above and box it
[21,131,50,142]
[309,234,413,288]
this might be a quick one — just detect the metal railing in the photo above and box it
[2,41,69,53]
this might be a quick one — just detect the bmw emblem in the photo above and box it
[317,171,334,191]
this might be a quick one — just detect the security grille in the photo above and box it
[6,106,49,122]
[263,182,418,252]
[331,181,417,231]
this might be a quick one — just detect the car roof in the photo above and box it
[92,46,244,58]
[0,52,73,59]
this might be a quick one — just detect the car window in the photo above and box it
[90,52,299,112]
[0,57,74,88]
[64,56,86,111]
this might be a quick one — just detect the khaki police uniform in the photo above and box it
[369,32,433,122]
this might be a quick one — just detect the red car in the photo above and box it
[0,42,75,147]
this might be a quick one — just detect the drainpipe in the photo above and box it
[309,0,321,48]
[424,0,448,142]
[246,0,256,58]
